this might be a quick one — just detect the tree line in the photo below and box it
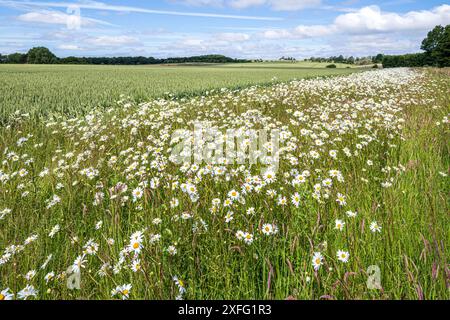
[382,25,449,68]
[306,54,383,65]
[0,48,249,65]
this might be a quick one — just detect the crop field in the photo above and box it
[0,67,448,301]
[0,63,358,123]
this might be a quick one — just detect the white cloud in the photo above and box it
[57,44,82,50]
[262,4,450,39]
[216,32,250,42]
[263,25,335,39]
[17,9,112,27]
[228,0,265,9]
[85,35,140,47]
[334,5,450,33]
[266,0,321,11]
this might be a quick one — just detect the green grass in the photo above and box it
[0,63,357,123]
[0,68,448,300]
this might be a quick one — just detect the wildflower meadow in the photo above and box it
[0,67,448,300]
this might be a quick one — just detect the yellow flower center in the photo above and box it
[133,242,139,249]
[0,294,5,300]
[178,279,184,287]
[315,258,321,265]
[122,289,129,295]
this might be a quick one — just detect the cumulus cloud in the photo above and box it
[57,44,82,50]
[262,5,450,39]
[263,25,335,39]
[334,5,450,33]
[216,32,250,42]
[266,0,321,11]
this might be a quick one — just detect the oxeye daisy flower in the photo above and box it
[309,150,320,159]
[130,231,144,242]
[370,221,382,233]
[83,239,99,255]
[170,198,179,208]
[263,170,276,183]
[167,245,177,256]
[277,196,287,206]
[266,189,277,198]
[181,212,193,220]
[131,259,142,272]
[0,288,14,300]
[337,250,350,263]
[44,272,55,283]
[243,232,254,245]
[228,189,240,200]
[128,238,143,254]
[261,223,275,235]
[312,252,323,271]
[242,183,253,193]
[18,168,28,177]
[25,270,36,281]
[95,220,103,230]
[186,183,197,195]
[291,192,301,207]
[346,210,357,218]
[329,170,340,177]
[132,187,144,201]
[18,285,38,300]
[71,255,87,273]
[235,230,245,240]
[335,219,345,231]
[48,224,60,238]
[224,211,234,223]
[113,284,132,300]
[173,276,186,294]
[0,208,11,220]
[322,178,333,188]
[336,193,347,206]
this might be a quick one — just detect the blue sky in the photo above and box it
[0,0,449,58]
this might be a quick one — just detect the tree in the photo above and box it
[421,26,445,53]
[421,25,450,67]
[373,54,384,64]
[432,25,450,67]
[7,52,27,63]
[27,47,58,64]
